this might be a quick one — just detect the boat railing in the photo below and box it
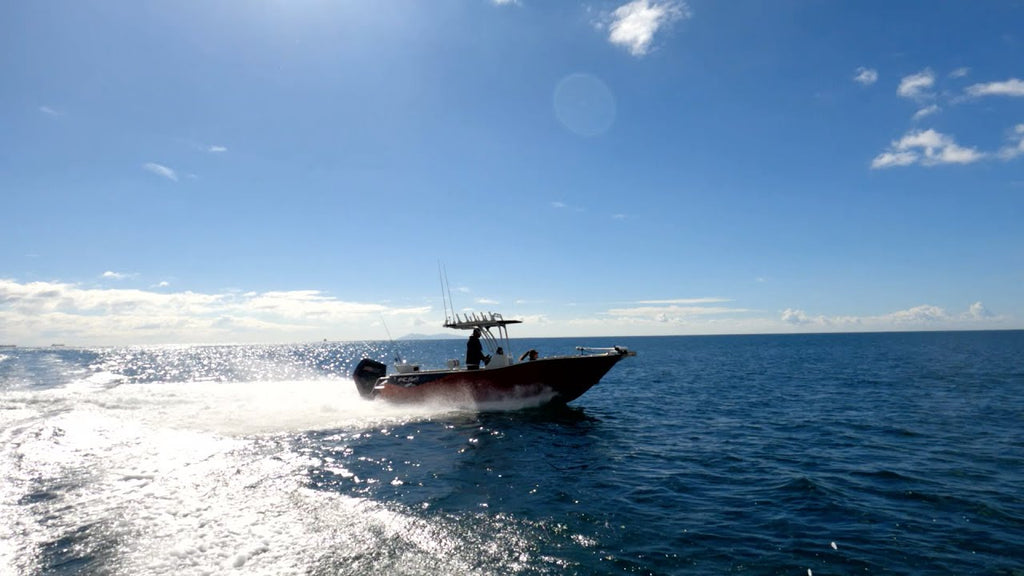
[575,346,636,357]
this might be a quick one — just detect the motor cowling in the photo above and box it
[353,358,387,398]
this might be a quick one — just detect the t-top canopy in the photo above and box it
[443,312,523,330]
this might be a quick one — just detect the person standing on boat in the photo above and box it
[465,328,490,369]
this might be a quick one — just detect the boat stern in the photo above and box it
[352,358,387,398]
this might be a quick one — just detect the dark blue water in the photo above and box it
[1,331,1022,575]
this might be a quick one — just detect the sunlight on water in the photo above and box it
[4,334,1020,574]
[0,364,544,575]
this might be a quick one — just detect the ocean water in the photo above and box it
[1,331,1021,575]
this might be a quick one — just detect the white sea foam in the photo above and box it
[0,375,535,575]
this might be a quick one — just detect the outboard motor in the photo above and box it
[353,358,387,398]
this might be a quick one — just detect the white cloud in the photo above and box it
[853,67,878,86]
[635,297,730,305]
[207,145,228,153]
[886,304,948,324]
[39,105,63,117]
[612,299,1007,333]
[550,200,585,212]
[870,150,918,169]
[781,303,1001,330]
[102,271,133,280]
[143,162,178,181]
[966,301,993,320]
[998,124,1024,160]
[912,104,940,121]
[606,301,750,322]
[0,279,431,346]
[964,78,1024,98]
[491,0,520,5]
[564,299,1009,337]
[782,308,825,326]
[871,129,984,169]
[1,279,1011,344]
[949,67,970,79]
[607,0,690,57]
[897,68,936,101]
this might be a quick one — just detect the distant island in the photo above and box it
[399,333,457,341]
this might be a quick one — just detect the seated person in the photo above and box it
[519,349,539,362]
[486,346,510,368]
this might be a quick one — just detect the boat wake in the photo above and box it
[0,374,550,575]
[467,387,560,412]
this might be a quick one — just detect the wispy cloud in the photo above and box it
[897,68,936,101]
[143,162,178,181]
[179,139,229,154]
[39,105,63,117]
[551,200,585,212]
[558,298,1010,337]
[635,298,731,305]
[102,271,134,280]
[491,0,520,5]
[912,104,940,121]
[949,67,970,79]
[782,302,1001,328]
[606,299,749,322]
[871,129,984,169]
[964,78,1024,98]
[853,67,878,86]
[606,0,690,57]
[998,124,1024,160]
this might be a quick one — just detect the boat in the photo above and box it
[352,311,635,407]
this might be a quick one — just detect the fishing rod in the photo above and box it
[439,262,460,327]
[438,262,450,325]
[380,314,403,365]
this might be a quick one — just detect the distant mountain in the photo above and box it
[399,333,457,341]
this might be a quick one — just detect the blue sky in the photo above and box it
[2,0,1023,345]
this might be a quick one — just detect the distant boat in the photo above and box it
[353,311,635,407]
[50,344,66,348]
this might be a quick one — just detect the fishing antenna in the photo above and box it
[379,314,402,364]
[438,262,450,324]
[441,263,456,324]
[446,266,456,320]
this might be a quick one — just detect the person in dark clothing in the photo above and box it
[465,328,490,369]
